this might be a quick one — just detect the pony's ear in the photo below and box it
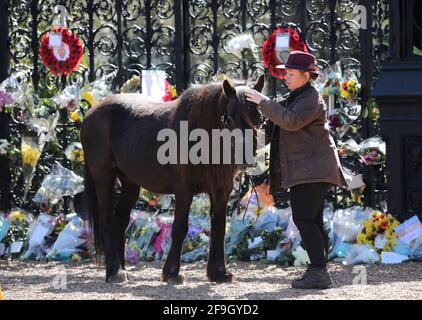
[253,74,265,92]
[222,79,235,97]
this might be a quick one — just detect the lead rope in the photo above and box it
[236,172,261,228]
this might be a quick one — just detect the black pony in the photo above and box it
[81,75,265,283]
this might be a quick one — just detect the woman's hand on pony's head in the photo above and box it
[244,89,269,105]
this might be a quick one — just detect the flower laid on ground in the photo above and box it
[356,211,400,253]
[126,215,160,261]
[10,210,26,222]
[2,209,33,255]
[125,243,141,264]
[140,188,161,208]
[65,142,84,162]
[163,80,177,102]
[52,214,68,235]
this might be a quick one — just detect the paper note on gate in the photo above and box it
[394,215,422,245]
[142,70,166,101]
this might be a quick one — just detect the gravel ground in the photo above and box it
[1,260,422,300]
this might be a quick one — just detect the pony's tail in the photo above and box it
[84,163,102,263]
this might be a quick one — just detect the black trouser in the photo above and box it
[290,182,330,268]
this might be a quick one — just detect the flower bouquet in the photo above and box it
[2,209,34,257]
[152,215,173,260]
[329,206,373,258]
[338,139,360,158]
[338,70,360,103]
[227,33,258,63]
[65,142,84,163]
[321,62,342,97]
[190,193,210,216]
[21,214,57,260]
[358,136,386,165]
[126,213,160,261]
[82,76,112,107]
[52,84,80,111]
[21,136,42,200]
[0,72,28,112]
[31,98,60,147]
[356,211,400,254]
[33,162,84,205]
[182,223,209,262]
[46,214,87,261]
[139,188,162,208]
[328,101,361,138]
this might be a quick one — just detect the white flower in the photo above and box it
[65,142,84,162]
[227,34,258,59]
[53,84,80,110]
[0,139,9,155]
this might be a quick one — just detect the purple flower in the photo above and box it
[188,225,201,239]
[0,90,14,107]
[125,246,140,264]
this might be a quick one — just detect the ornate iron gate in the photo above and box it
[0,0,389,213]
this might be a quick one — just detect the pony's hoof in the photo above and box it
[162,274,185,285]
[207,270,235,283]
[106,270,129,284]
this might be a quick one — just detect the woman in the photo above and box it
[245,51,349,289]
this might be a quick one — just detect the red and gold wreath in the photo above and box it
[262,27,309,80]
[39,27,84,75]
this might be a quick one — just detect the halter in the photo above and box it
[221,86,256,129]
[221,87,263,226]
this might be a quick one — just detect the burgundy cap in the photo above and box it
[276,50,317,72]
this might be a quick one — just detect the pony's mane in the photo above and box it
[170,79,247,131]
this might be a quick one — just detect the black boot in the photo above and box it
[292,266,332,289]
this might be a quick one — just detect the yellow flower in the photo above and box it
[69,111,82,122]
[21,143,41,167]
[82,92,95,106]
[168,84,177,98]
[71,149,84,162]
[10,210,25,222]
[356,232,366,244]
[339,87,350,99]
[186,240,193,251]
